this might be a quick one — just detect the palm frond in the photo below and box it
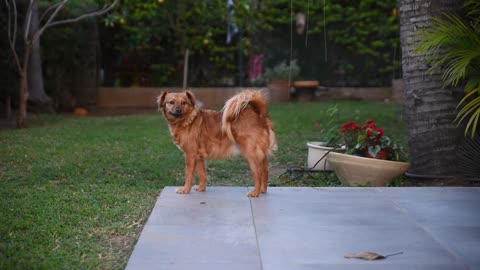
[465,108,480,137]
[465,78,480,92]
[455,92,480,137]
[442,50,480,86]
[465,0,480,27]
[416,9,480,138]
[416,15,480,81]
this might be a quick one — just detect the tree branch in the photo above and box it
[24,0,35,42]
[4,0,22,73]
[33,0,118,44]
[32,0,68,44]
[39,1,64,24]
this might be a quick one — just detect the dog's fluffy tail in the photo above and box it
[222,90,277,153]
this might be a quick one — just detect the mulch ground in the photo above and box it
[402,178,480,187]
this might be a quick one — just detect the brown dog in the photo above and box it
[157,90,277,197]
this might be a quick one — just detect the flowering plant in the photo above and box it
[341,119,404,161]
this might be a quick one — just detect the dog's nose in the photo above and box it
[175,107,182,113]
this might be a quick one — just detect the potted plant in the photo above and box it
[265,60,299,103]
[328,119,410,186]
[307,104,346,171]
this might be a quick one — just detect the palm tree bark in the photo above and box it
[399,0,464,177]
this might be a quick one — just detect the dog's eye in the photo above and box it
[181,101,186,105]
[168,101,174,105]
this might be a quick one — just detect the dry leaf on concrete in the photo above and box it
[344,251,403,260]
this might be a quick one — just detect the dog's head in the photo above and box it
[157,91,196,122]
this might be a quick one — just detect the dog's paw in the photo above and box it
[176,187,191,194]
[195,185,207,192]
[247,191,260,197]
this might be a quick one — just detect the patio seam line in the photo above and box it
[248,194,264,270]
[376,188,470,269]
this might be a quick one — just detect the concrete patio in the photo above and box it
[126,187,480,270]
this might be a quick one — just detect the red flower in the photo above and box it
[362,119,376,129]
[341,121,360,132]
[375,128,384,139]
[340,119,401,161]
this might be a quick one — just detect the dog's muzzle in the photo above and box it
[169,109,183,118]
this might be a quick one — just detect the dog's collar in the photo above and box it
[166,108,199,127]
[181,108,199,127]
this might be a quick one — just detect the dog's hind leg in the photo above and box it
[244,151,266,197]
[177,156,196,194]
[260,157,269,194]
[195,158,207,192]
[246,160,262,197]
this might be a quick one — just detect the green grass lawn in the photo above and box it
[0,101,406,269]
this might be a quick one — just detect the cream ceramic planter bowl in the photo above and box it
[328,151,410,186]
[306,142,345,171]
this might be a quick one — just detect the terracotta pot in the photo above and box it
[328,152,409,186]
[365,149,389,160]
[268,81,290,103]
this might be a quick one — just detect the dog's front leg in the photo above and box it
[176,156,196,194]
[195,158,207,192]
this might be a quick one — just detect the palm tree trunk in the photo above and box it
[399,0,464,177]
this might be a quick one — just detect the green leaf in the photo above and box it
[368,145,381,157]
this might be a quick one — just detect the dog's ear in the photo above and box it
[157,92,168,111]
[185,91,196,107]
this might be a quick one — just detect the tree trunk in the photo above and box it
[27,0,52,109]
[18,46,30,128]
[399,0,464,177]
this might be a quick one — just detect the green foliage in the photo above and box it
[318,104,342,147]
[102,0,257,85]
[96,0,400,86]
[316,1,400,78]
[264,60,300,81]
[256,0,400,82]
[416,0,480,137]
